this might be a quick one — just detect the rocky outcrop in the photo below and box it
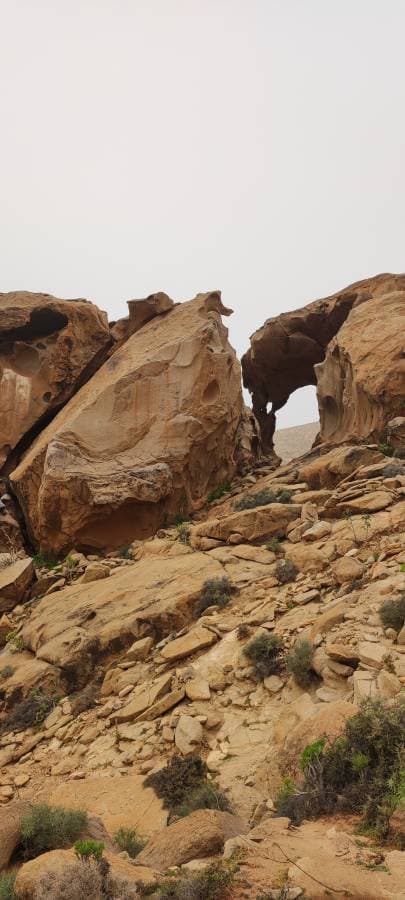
[0,292,111,471]
[242,273,405,451]
[10,292,253,553]
[316,290,405,445]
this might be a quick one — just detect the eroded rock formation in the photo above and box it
[10,292,254,553]
[0,292,111,471]
[242,273,405,451]
[316,290,405,444]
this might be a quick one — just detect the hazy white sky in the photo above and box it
[2,0,405,426]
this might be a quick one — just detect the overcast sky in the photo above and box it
[2,1,405,427]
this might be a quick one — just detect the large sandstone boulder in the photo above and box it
[21,551,225,685]
[10,292,253,553]
[50,775,167,837]
[317,291,405,445]
[0,557,34,612]
[241,273,405,451]
[136,809,246,870]
[0,799,29,870]
[0,292,111,471]
[15,848,156,899]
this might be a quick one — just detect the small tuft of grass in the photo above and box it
[207,483,231,503]
[114,827,145,858]
[287,638,314,688]
[0,873,17,900]
[74,839,104,861]
[154,859,237,900]
[379,595,405,633]
[176,522,191,545]
[243,632,284,679]
[0,665,15,680]
[275,559,298,584]
[234,488,292,511]
[194,576,236,617]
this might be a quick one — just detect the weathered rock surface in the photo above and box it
[317,290,405,445]
[0,799,29,869]
[136,809,246,870]
[15,848,155,898]
[0,292,111,471]
[11,292,252,553]
[50,775,167,836]
[0,557,34,612]
[242,273,405,451]
[21,551,225,683]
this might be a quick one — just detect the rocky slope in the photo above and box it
[0,279,404,899]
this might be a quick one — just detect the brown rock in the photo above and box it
[175,714,203,754]
[160,627,217,662]
[113,674,172,723]
[190,503,299,547]
[317,291,405,445]
[242,273,405,451]
[136,809,246,870]
[331,556,363,584]
[0,558,34,612]
[15,848,155,898]
[0,291,111,470]
[50,774,167,836]
[283,700,355,772]
[11,292,254,553]
[0,799,28,869]
[21,551,224,678]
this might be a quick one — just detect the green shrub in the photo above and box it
[276,700,405,837]
[0,689,58,735]
[35,859,139,900]
[237,623,251,640]
[144,755,230,820]
[0,873,17,900]
[6,630,25,652]
[0,665,15,680]
[32,552,59,570]
[194,576,235,617]
[243,633,284,679]
[275,559,298,584]
[114,827,145,858]
[20,803,87,858]
[266,537,281,554]
[175,780,231,818]
[379,595,405,633]
[234,487,292,511]
[118,546,133,560]
[207,483,231,503]
[176,522,190,545]
[287,639,314,687]
[378,441,395,457]
[74,839,104,861]
[145,755,207,812]
[154,860,237,900]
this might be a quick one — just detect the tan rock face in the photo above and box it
[317,291,405,445]
[11,292,252,553]
[21,550,225,684]
[0,292,111,471]
[0,799,29,869]
[241,273,405,451]
[136,809,246,870]
[0,557,34,612]
[50,775,167,836]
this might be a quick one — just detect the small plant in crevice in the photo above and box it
[378,441,395,457]
[0,665,15,680]
[266,536,282,554]
[286,638,315,688]
[32,552,59,570]
[144,754,230,820]
[243,632,284,679]
[74,839,104,862]
[117,545,133,560]
[234,487,292,511]
[114,827,145,858]
[207,482,231,503]
[6,630,25,652]
[194,576,236,617]
[237,623,251,640]
[176,521,191,545]
[379,594,405,633]
[275,559,298,584]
